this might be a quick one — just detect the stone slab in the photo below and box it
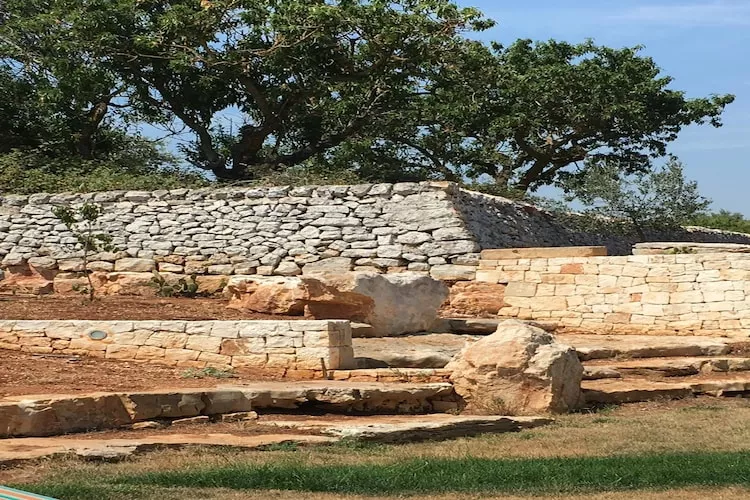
[0,433,334,465]
[0,381,457,438]
[259,414,552,443]
[583,375,750,404]
[480,246,607,260]
[633,242,750,255]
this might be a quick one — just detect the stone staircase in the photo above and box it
[575,335,750,404]
[353,330,750,406]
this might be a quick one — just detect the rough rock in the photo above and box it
[302,272,449,337]
[446,320,584,415]
[259,414,552,443]
[354,334,476,369]
[442,281,507,317]
[226,276,307,315]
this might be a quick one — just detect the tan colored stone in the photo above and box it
[442,281,507,317]
[136,346,167,360]
[226,276,307,315]
[302,272,448,337]
[105,344,139,360]
[220,338,266,356]
[447,320,583,415]
[481,246,607,260]
[145,331,188,349]
[185,335,222,353]
[165,348,200,362]
[231,354,268,369]
[504,282,537,297]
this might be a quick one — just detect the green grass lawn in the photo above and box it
[19,451,750,499]
[6,398,750,500]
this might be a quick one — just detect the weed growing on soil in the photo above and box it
[52,203,115,301]
[150,271,200,298]
[181,367,236,379]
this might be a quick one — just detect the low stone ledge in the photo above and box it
[0,319,354,371]
[0,382,458,438]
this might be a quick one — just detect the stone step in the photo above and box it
[352,332,750,370]
[0,433,335,465]
[0,381,458,438]
[438,318,557,335]
[257,414,552,443]
[562,334,750,361]
[583,375,750,404]
[584,357,750,380]
[0,414,553,465]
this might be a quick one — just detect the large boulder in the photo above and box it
[226,276,307,315]
[446,320,583,415]
[441,281,507,318]
[227,272,448,336]
[302,272,449,337]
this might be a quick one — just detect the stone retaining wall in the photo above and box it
[3,182,750,291]
[477,249,750,336]
[0,319,354,372]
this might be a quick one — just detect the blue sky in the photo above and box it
[459,0,750,214]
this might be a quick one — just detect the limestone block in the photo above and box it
[505,282,537,297]
[114,258,155,273]
[447,320,583,414]
[145,331,188,349]
[231,354,268,369]
[480,247,606,260]
[165,348,200,362]
[105,344,139,360]
[185,335,223,353]
[220,338,266,356]
[136,346,167,360]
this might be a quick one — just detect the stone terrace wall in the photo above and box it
[2,182,750,285]
[477,251,750,336]
[456,190,750,255]
[0,182,483,281]
[0,319,354,373]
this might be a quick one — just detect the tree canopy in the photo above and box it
[0,0,736,192]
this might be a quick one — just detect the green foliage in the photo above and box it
[0,146,209,195]
[560,157,711,240]
[180,367,236,379]
[12,0,491,181]
[329,39,734,192]
[689,210,750,235]
[51,203,115,301]
[0,3,735,192]
[149,271,201,298]
[21,451,750,497]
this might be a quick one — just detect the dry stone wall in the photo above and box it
[477,250,750,336]
[0,319,354,372]
[2,182,750,286]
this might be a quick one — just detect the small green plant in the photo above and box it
[52,203,115,302]
[181,367,236,379]
[664,246,697,255]
[150,271,201,298]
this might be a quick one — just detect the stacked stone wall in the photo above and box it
[2,182,750,288]
[478,251,750,336]
[0,319,354,372]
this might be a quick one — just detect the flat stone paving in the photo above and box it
[0,381,458,438]
[0,433,335,465]
[353,333,750,368]
[0,414,553,465]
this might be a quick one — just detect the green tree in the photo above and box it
[8,0,491,181]
[564,157,711,241]
[52,203,115,301]
[330,39,734,192]
[689,210,750,235]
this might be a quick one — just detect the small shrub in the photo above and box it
[181,367,236,379]
[52,203,115,301]
[150,271,201,298]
